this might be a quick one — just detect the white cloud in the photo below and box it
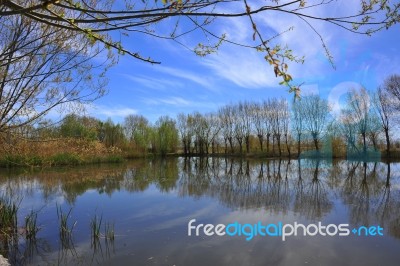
[88,104,137,118]
[197,0,369,89]
[203,48,279,88]
[121,74,184,90]
[160,96,191,106]
[142,96,222,111]
[155,65,212,88]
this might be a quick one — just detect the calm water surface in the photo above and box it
[1,158,400,265]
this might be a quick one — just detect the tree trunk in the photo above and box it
[362,132,367,155]
[312,133,319,151]
[384,128,390,157]
[285,134,291,158]
[236,137,243,154]
[228,137,234,153]
[257,134,264,151]
[276,135,282,157]
[297,133,301,157]
[245,135,250,153]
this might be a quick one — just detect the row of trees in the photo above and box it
[159,75,400,157]
[27,114,178,156]
[176,96,329,156]
[15,74,400,158]
[172,75,400,158]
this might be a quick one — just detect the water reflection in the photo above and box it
[0,158,400,264]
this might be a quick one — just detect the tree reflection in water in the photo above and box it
[1,158,400,263]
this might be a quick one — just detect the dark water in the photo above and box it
[1,158,400,265]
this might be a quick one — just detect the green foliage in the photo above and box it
[153,116,179,156]
[0,197,18,232]
[59,114,98,141]
[51,153,82,166]
[104,155,124,163]
[0,155,25,167]
[123,115,152,152]
[102,119,126,147]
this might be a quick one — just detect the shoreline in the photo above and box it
[1,151,400,169]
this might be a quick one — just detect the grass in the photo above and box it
[90,213,115,248]
[25,210,40,240]
[90,214,102,242]
[0,155,27,167]
[56,204,76,244]
[0,153,126,168]
[104,222,115,241]
[0,197,19,234]
[50,153,82,166]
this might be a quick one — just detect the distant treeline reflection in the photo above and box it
[1,158,399,238]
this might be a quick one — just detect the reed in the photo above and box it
[0,197,18,233]
[56,204,76,242]
[104,222,115,241]
[90,214,102,242]
[25,210,40,240]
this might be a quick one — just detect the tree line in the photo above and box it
[11,74,400,159]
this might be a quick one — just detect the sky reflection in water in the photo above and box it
[0,158,400,265]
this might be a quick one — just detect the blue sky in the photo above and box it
[82,1,400,124]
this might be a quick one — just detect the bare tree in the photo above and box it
[251,102,266,151]
[238,102,252,153]
[372,83,397,156]
[344,88,370,154]
[383,74,400,110]
[367,114,381,152]
[292,99,304,156]
[301,95,330,151]
[268,98,287,156]
[281,99,291,157]
[233,104,245,154]
[205,113,221,154]
[263,100,273,154]
[219,105,235,154]
[339,110,360,154]
[0,13,108,137]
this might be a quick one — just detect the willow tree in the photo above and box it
[373,76,399,157]
[301,95,330,151]
[1,0,399,96]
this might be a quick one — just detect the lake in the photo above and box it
[1,158,400,265]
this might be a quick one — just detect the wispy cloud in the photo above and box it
[155,65,212,88]
[142,96,192,106]
[88,104,137,118]
[142,96,222,110]
[198,1,363,89]
[203,49,278,88]
[121,74,184,90]
[160,96,191,106]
